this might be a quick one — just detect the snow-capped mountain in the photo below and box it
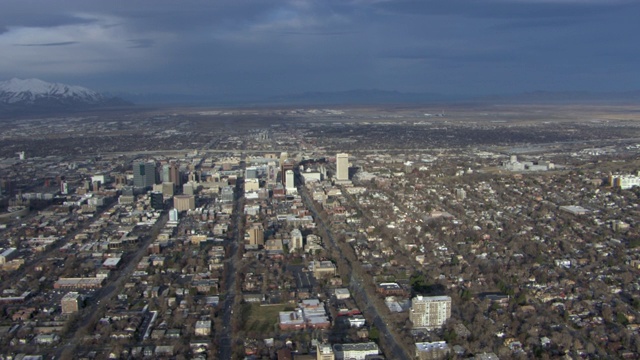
[0,78,131,110]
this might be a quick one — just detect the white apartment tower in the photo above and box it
[410,295,452,330]
[285,170,296,193]
[290,228,303,251]
[169,208,179,222]
[336,153,349,181]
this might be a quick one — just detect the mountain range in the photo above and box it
[2,78,639,112]
[113,89,640,106]
[0,78,131,113]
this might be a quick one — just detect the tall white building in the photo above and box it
[285,170,296,193]
[410,295,451,330]
[290,228,303,251]
[169,208,179,222]
[610,174,640,190]
[60,181,68,195]
[336,153,349,181]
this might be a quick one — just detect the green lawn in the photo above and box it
[241,303,291,333]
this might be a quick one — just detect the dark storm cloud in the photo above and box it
[372,0,631,20]
[0,0,638,97]
[270,31,357,36]
[14,41,78,47]
[380,50,519,63]
[490,17,588,30]
[0,12,97,28]
[127,39,155,49]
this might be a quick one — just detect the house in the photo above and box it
[155,345,174,356]
[195,320,211,336]
[347,315,366,328]
[334,288,351,300]
[35,334,59,345]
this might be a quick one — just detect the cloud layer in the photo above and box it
[0,0,637,97]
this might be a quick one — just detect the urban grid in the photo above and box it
[1,104,640,360]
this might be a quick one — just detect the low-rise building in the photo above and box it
[173,194,196,211]
[54,277,105,290]
[410,295,452,330]
[416,341,451,360]
[61,292,82,314]
[347,315,366,328]
[317,344,335,360]
[0,248,18,265]
[332,342,379,360]
[376,282,405,296]
[334,288,351,300]
[279,310,306,331]
[195,320,211,336]
[310,261,336,278]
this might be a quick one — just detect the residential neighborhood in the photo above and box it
[2,105,640,359]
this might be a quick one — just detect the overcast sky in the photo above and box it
[0,0,638,98]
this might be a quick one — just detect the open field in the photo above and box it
[241,303,292,333]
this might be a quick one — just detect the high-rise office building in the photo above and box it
[410,295,451,330]
[173,194,195,212]
[281,161,294,186]
[245,178,260,192]
[336,153,349,181]
[121,186,134,196]
[169,163,182,187]
[133,161,156,189]
[285,170,296,193]
[267,163,277,183]
[161,164,171,183]
[114,174,127,186]
[290,229,303,251]
[60,181,68,195]
[162,182,175,197]
[245,223,264,246]
[150,191,164,210]
[169,208,179,222]
[245,167,258,179]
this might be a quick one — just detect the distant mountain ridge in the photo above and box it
[0,78,131,113]
[476,90,640,104]
[4,78,638,109]
[266,89,450,105]
[266,89,640,105]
